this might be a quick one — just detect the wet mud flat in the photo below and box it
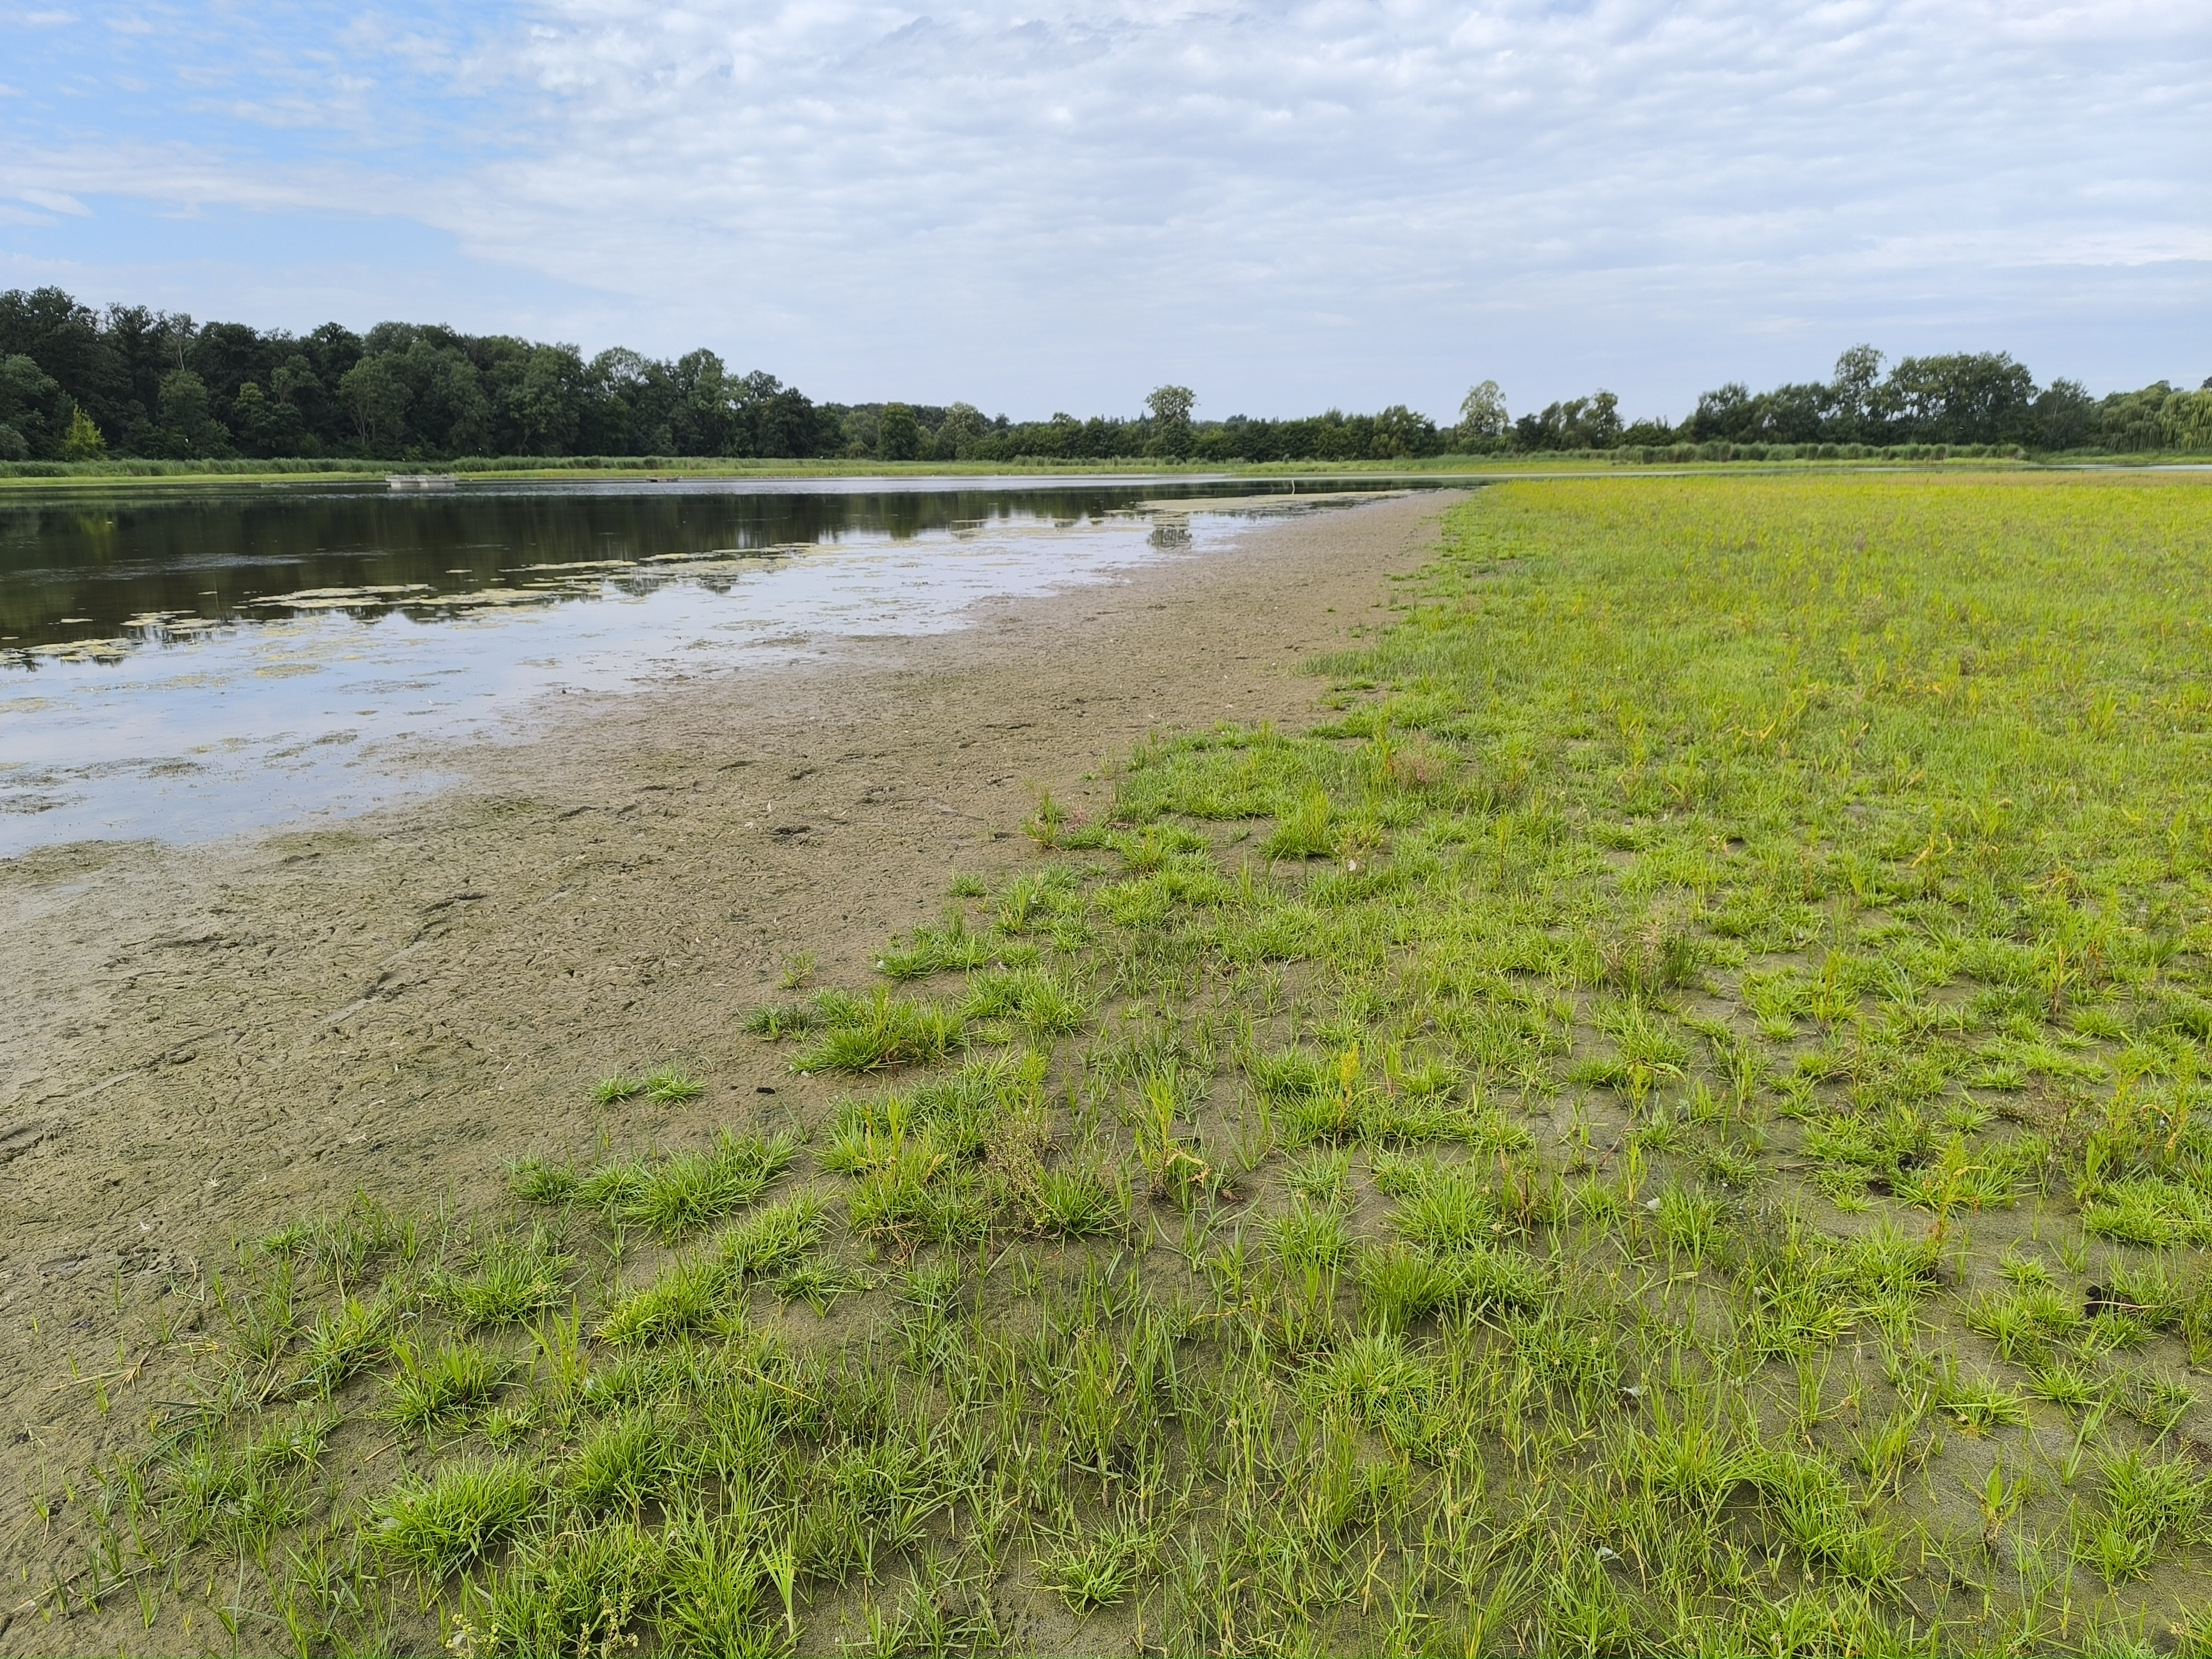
[0,492,1449,1646]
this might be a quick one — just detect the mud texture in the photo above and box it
[0,491,1453,1635]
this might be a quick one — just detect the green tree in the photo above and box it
[156,368,230,456]
[2092,382,2212,454]
[381,338,493,456]
[1,288,125,441]
[627,349,733,456]
[1516,390,1622,451]
[2029,377,2095,451]
[1829,344,1883,434]
[732,371,829,459]
[877,402,921,461]
[0,352,60,458]
[269,356,327,441]
[1878,351,2035,444]
[232,381,313,458]
[1146,384,1195,458]
[928,401,987,460]
[158,367,209,426]
[1369,404,1441,458]
[1456,380,1508,449]
[2164,388,2212,451]
[339,355,412,453]
[511,344,585,454]
[62,403,107,460]
[1688,382,1753,442]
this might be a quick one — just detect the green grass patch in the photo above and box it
[67,473,2212,1656]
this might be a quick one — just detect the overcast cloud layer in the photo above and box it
[2,0,2208,420]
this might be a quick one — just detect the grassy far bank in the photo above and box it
[0,454,1822,491]
[30,472,2212,1656]
[3,448,2207,492]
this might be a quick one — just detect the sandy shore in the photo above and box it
[0,490,1455,1555]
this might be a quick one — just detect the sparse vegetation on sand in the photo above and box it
[36,472,2212,1655]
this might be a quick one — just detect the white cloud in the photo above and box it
[18,187,92,215]
[414,0,2209,407]
[3,0,2208,414]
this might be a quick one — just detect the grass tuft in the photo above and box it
[794,989,964,1072]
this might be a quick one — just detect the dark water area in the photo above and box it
[0,474,1427,852]
[0,475,1391,658]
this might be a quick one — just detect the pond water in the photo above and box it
[0,477,1407,854]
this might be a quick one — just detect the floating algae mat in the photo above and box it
[0,478,1398,853]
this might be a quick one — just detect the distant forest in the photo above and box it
[2,286,2207,465]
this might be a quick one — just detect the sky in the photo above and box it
[1,0,2207,423]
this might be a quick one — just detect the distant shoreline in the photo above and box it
[3,449,2169,494]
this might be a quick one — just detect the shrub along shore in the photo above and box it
[34,472,2212,1655]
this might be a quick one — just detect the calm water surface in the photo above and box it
[0,477,1405,854]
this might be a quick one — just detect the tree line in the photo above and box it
[1,286,2205,465]
[1474,346,2212,456]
